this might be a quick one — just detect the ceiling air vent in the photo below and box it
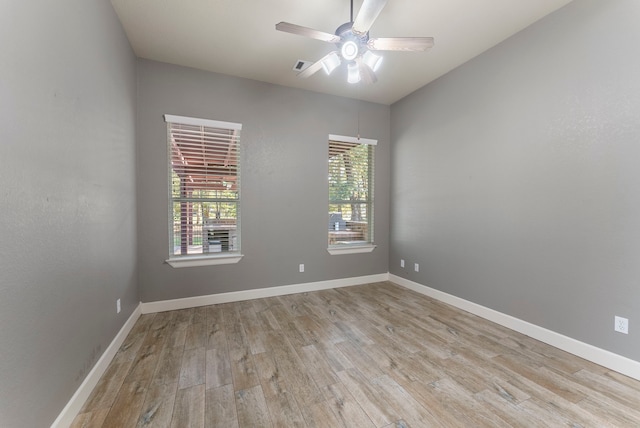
[292,60,312,72]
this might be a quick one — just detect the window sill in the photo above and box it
[166,254,243,268]
[327,244,376,255]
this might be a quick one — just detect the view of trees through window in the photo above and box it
[328,139,374,246]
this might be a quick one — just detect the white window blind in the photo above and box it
[328,136,375,248]
[165,115,241,258]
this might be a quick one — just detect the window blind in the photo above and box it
[328,137,375,246]
[165,115,241,257]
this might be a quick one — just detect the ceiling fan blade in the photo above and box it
[368,37,435,51]
[352,0,387,36]
[357,60,377,85]
[297,51,340,78]
[276,22,341,43]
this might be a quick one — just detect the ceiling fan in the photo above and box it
[276,0,434,84]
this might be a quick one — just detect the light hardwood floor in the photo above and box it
[72,281,640,427]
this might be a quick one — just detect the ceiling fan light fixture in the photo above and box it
[341,40,359,61]
[276,0,433,85]
[321,52,341,75]
[347,62,361,84]
[362,50,382,72]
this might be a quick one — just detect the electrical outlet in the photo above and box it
[615,316,628,334]
[400,259,405,268]
[116,298,121,314]
[414,263,419,272]
[299,264,305,273]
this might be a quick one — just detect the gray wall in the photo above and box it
[137,60,390,303]
[0,1,138,426]
[390,0,640,361]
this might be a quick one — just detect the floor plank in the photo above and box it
[322,382,376,428]
[170,384,204,428]
[79,360,132,413]
[101,380,147,427]
[177,347,205,389]
[153,346,183,387]
[137,381,177,427]
[336,368,398,427]
[205,384,239,428]
[70,408,110,428]
[205,346,232,389]
[235,385,272,427]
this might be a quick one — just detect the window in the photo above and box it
[165,115,242,267]
[328,134,376,255]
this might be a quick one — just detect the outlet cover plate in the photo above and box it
[615,316,629,334]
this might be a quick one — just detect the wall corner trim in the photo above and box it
[51,304,142,428]
[389,274,640,381]
[141,273,389,314]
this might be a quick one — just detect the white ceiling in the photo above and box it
[111,0,574,105]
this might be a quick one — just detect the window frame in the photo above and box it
[164,114,243,268]
[327,134,376,255]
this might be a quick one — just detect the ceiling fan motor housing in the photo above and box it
[335,22,369,61]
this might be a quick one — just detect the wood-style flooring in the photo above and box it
[72,281,640,427]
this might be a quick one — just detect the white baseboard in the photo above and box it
[141,273,390,314]
[390,274,640,381]
[51,304,142,428]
